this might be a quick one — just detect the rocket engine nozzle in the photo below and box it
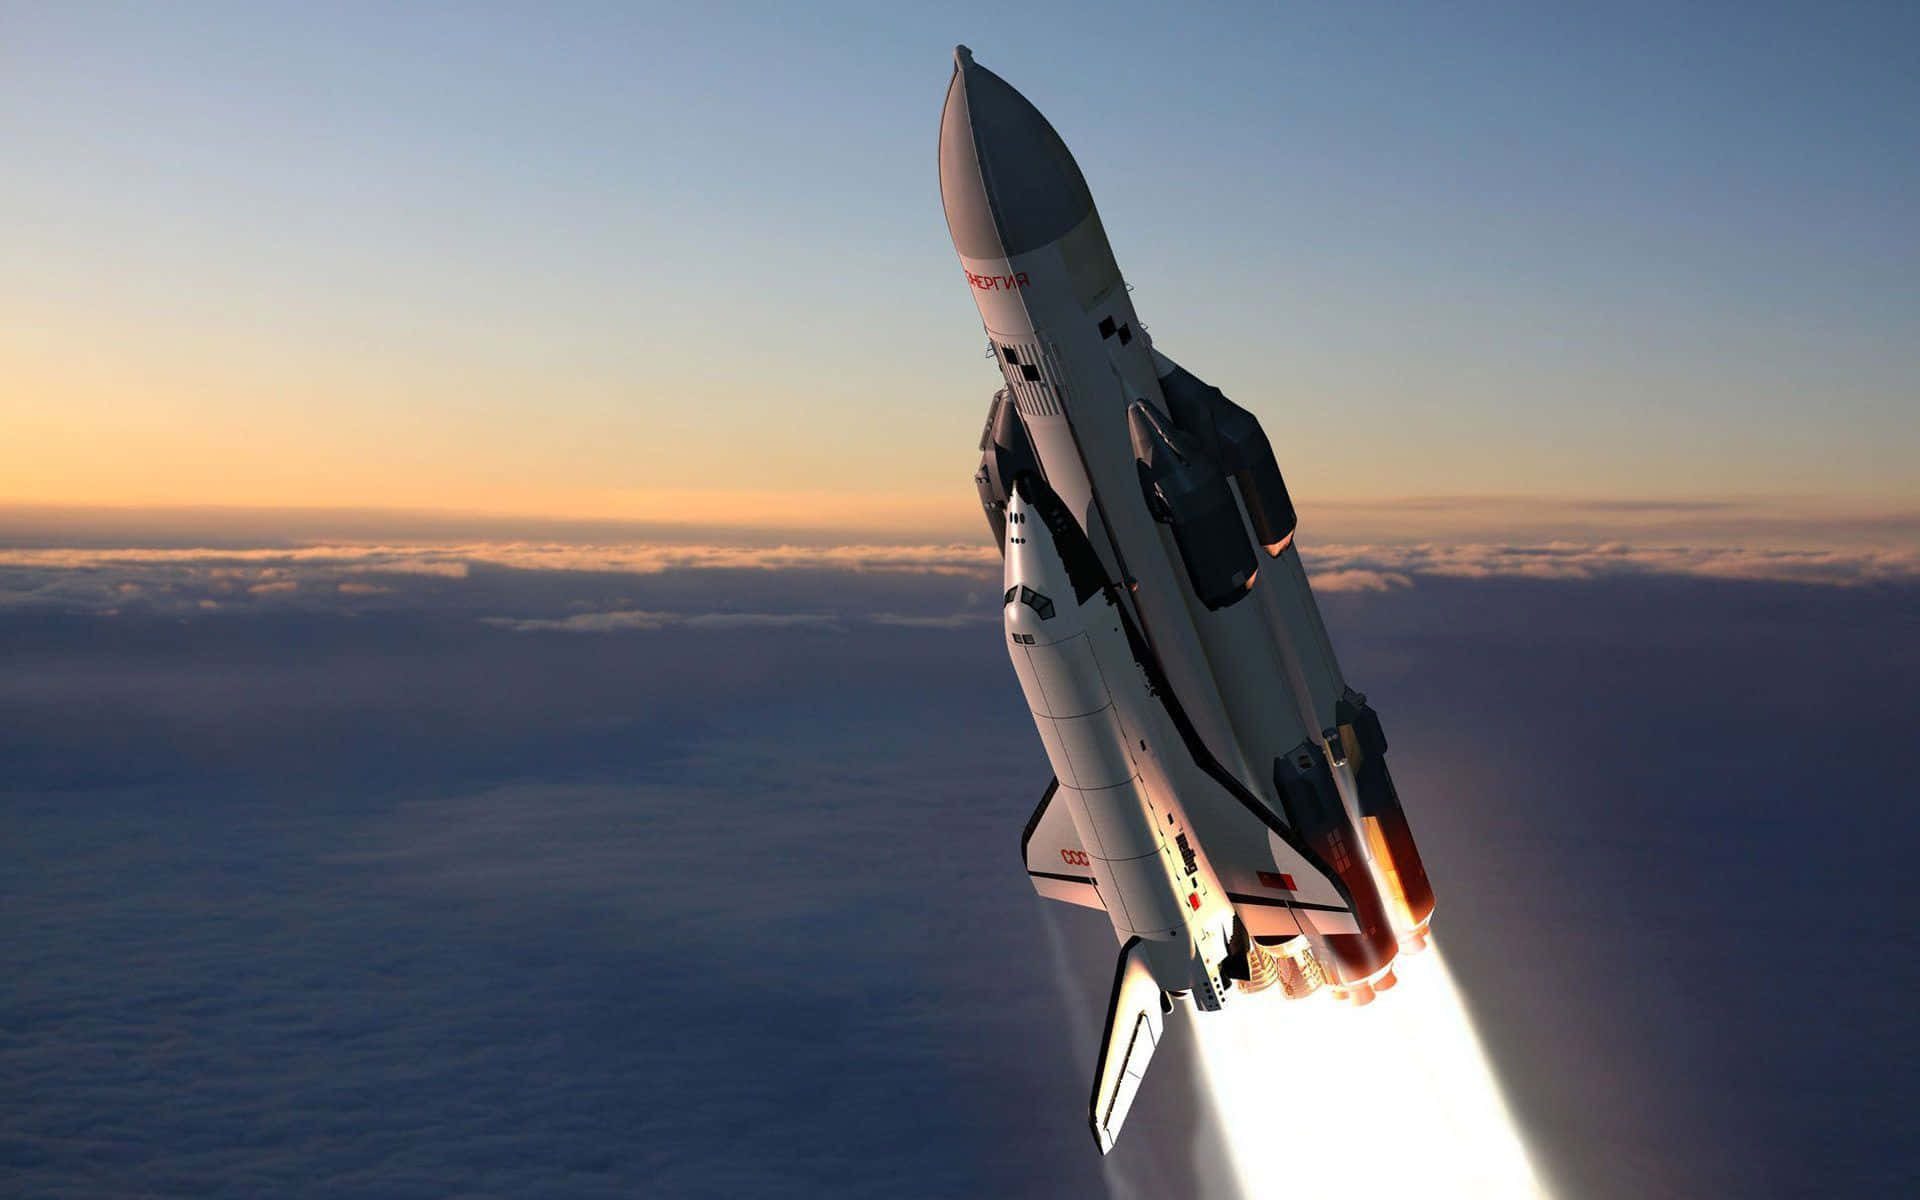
[1224,923,1326,1000]
[1398,919,1433,955]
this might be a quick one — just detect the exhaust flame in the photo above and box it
[1191,943,1549,1198]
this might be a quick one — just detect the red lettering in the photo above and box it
[964,269,1030,291]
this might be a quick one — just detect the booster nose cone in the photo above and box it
[1128,400,1191,472]
[939,47,1097,259]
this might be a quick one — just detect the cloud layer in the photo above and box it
[1305,539,1920,587]
[1,530,1911,631]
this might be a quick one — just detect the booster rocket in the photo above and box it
[940,47,1437,1153]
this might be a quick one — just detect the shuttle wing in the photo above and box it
[1021,777,1104,910]
[1090,936,1166,1154]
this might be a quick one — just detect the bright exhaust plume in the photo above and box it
[1190,944,1548,1198]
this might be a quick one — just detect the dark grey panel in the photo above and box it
[1127,401,1258,611]
[1157,358,1298,553]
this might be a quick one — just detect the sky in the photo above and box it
[4,1,1916,535]
[4,7,1918,1195]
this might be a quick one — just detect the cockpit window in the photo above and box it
[1003,586,1018,603]
[1018,585,1055,620]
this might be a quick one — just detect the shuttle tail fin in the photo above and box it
[1022,777,1104,911]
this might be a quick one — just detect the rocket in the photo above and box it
[940,47,1437,1153]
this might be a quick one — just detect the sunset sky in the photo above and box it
[7,8,1917,1195]
[4,2,1915,538]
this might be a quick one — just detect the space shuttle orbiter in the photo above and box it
[940,46,1437,1154]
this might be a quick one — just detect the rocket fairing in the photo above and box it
[940,46,1437,1153]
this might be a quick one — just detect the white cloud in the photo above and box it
[1308,569,1414,593]
[1299,541,1920,587]
[868,612,997,629]
[1,533,1912,625]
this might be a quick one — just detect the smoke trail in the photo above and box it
[1189,943,1548,1198]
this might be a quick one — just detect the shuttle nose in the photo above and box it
[939,46,1096,260]
[1002,488,1064,588]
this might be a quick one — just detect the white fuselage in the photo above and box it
[960,224,1372,938]
[960,219,1264,798]
[1001,489,1236,1006]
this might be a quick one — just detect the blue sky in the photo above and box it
[3,1,1914,525]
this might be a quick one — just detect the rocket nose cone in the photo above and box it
[939,51,1096,259]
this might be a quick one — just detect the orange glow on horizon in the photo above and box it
[0,479,987,539]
